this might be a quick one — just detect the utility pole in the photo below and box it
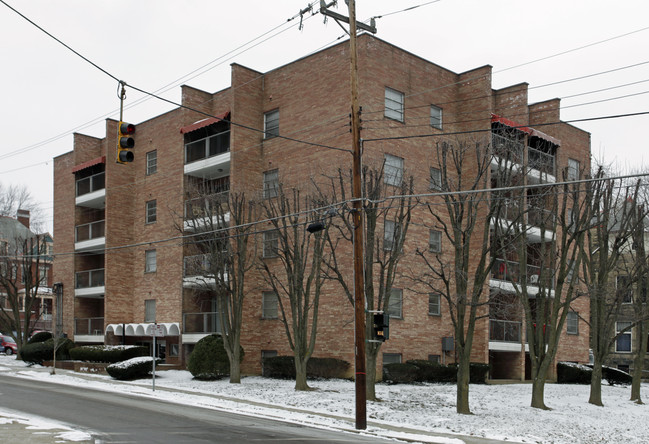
[320,0,376,431]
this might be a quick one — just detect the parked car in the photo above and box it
[0,336,17,355]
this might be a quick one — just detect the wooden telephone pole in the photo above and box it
[320,0,376,431]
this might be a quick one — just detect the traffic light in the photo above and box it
[116,121,135,164]
[372,312,389,342]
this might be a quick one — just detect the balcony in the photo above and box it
[492,134,524,164]
[184,131,231,179]
[75,220,105,252]
[75,268,105,298]
[528,147,555,177]
[182,312,221,344]
[490,319,521,343]
[490,258,554,292]
[184,191,230,231]
[76,172,106,208]
[74,317,104,343]
[183,254,215,288]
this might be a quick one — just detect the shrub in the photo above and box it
[28,331,53,344]
[407,360,455,383]
[106,357,160,380]
[261,356,352,380]
[383,363,420,384]
[187,334,243,380]
[557,362,591,384]
[20,338,75,365]
[602,365,632,386]
[468,363,490,384]
[69,345,148,363]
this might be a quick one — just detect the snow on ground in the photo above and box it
[0,406,93,442]
[1,354,648,443]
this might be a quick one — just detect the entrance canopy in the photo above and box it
[105,322,180,337]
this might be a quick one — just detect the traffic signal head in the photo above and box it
[116,121,135,164]
[372,312,390,342]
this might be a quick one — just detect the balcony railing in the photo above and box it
[183,312,221,334]
[185,191,229,219]
[528,147,555,176]
[76,172,105,197]
[489,319,521,342]
[184,254,211,277]
[491,258,554,289]
[527,206,555,227]
[75,220,105,242]
[492,134,524,164]
[185,130,230,165]
[75,317,104,335]
[75,268,105,289]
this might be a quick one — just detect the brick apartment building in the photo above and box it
[53,35,591,379]
[0,210,54,334]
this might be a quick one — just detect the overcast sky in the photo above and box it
[1,0,648,232]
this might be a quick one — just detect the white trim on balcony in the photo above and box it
[182,333,213,344]
[75,286,105,298]
[184,212,230,232]
[489,341,522,352]
[184,151,230,179]
[182,276,216,289]
[74,237,106,252]
[75,189,106,208]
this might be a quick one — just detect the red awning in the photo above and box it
[491,114,531,134]
[71,156,105,173]
[530,128,561,146]
[180,111,230,134]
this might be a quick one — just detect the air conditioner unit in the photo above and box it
[530,274,539,284]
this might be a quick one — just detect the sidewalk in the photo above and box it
[1,362,512,444]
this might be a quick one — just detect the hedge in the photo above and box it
[557,362,632,386]
[69,345,148,363]
[383,361,490,384]
[106,357,161,380]
[28,331,53,344]
[20,338,75,365]
[188,334,244,380]
[262,356,352,380]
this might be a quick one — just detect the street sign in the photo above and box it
[151,324,165,337]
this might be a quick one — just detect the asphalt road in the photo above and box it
[0,375,392,443]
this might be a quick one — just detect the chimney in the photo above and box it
[17,209,30,229]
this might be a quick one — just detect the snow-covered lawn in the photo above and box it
[1,354,648,443]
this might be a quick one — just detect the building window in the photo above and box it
[385,87,404,122]
[39,266,48,284]
[262,230,279,258]
[430,105,442,129]
[429,167,442,190]
[169,343,179,357]
[264,109,280,139]
[428,354,441,363]
[429,230,442,253]
[567,311,579,335]
[387,288,403,319]
[383,353,402,365]
[144,299,156,322]
[146,150,157,175]
[262,291,278,319]
[263,169,279,199]
[428,293,441,316]
[567,158,580,181]
[617,275,632,303]
[146,200,157,224]
[384,154,403,186]
[616,321,632,352]
[384,220,402,251]
[145,249,157,273]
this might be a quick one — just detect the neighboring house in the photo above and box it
[52,35,591,377]
[0,210,54,334]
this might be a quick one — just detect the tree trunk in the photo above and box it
[366,347,378,401]
[630,353,643,404]
[456,353,471,415]
[530,376,549,409]
[229,348,241,384]
[588,361,604,406]
[294,357,310,391]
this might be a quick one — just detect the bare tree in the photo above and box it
[320,165,413,401]
[181,179,256,383]
[578,175,643,406]
[0,233,49,358]
[413,140,507,414]
[0,183,45,233]
[259,186,327,391]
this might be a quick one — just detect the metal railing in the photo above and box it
[76,172,105,197]
[528,147,555,176]
[75,268,105,289]
[184,191,229,219]
[527,206,555,227]
[74,317,104,335]
[491,258,553,288]
[185,130,230,164]
[489,319,521,342]
[183,254,211,277]
[75,220,105,242]
[183,312,221,334]
[492,134,524,164]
